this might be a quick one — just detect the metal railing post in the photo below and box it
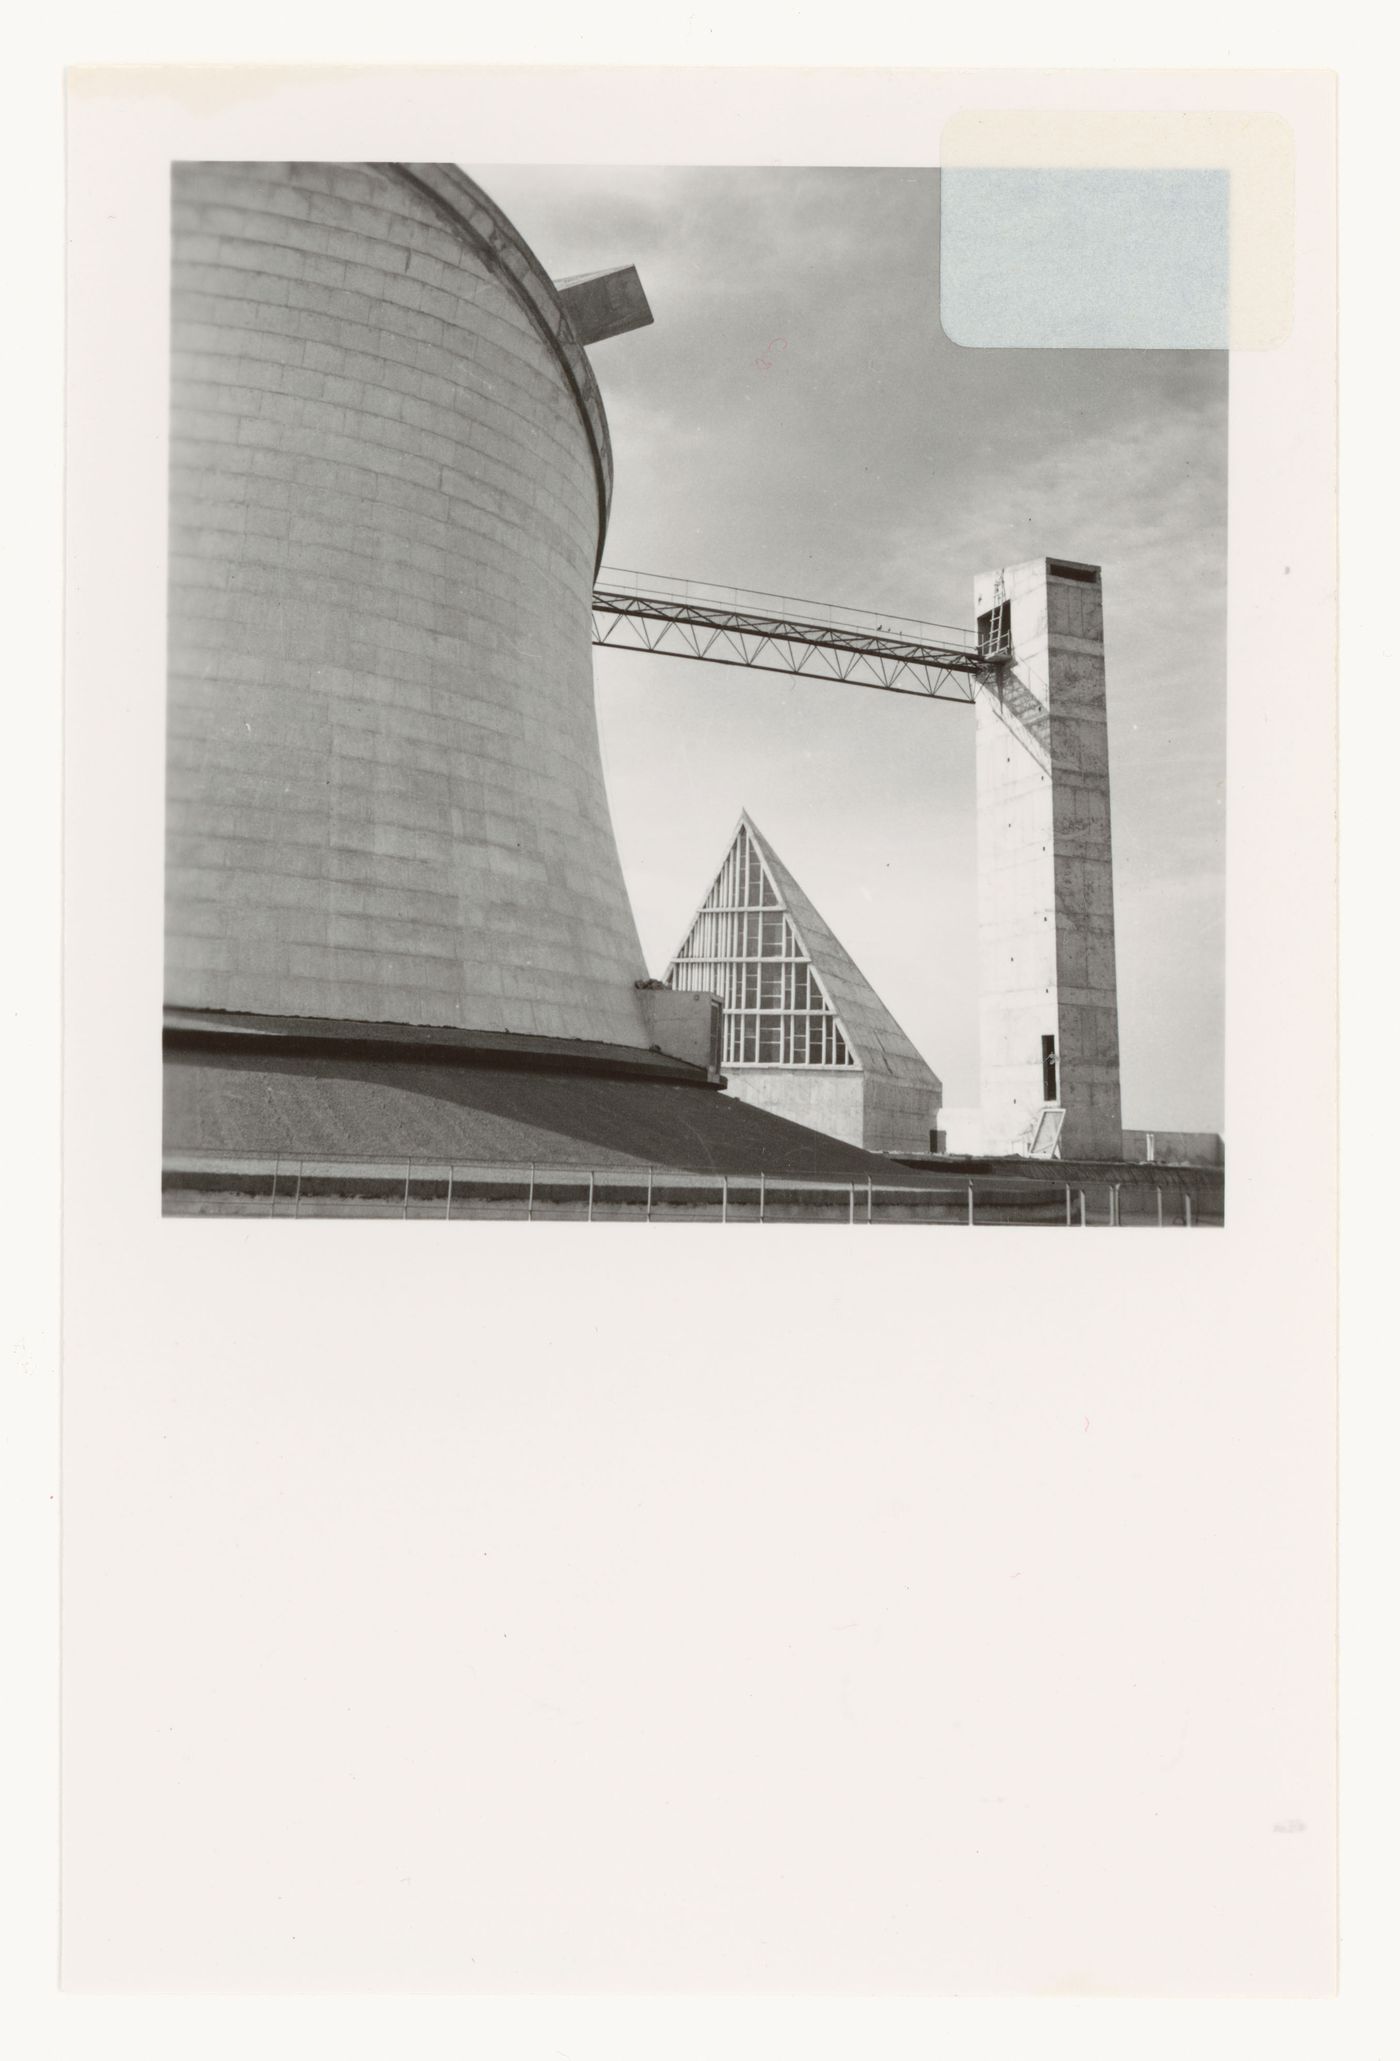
[189,1152,1227,1228]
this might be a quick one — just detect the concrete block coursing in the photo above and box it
[166,161,650,1049]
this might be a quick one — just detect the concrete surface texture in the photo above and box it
[165,161,652,1049]
[972,558,1123,1158]
[635,987,723,1076]
[717,1067,939,1157]
[721,1068,868,1148]
[555,266,655,346]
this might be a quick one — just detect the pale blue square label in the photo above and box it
[940,168,1229,349]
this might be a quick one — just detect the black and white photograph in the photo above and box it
[53,62,1341,2018]
[160,159,1225,1223]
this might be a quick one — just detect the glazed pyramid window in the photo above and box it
[666,822,857,1070]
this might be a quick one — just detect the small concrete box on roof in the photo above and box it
[665,814,943,1155]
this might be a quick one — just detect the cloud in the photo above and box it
[470,166,1227,1129]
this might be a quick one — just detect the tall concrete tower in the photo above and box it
[972,556,1123,1159]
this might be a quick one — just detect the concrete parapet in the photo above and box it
[720,1069,867,1148]
[1122,1129,1224,1167]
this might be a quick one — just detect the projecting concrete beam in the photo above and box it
[554,265,654,344]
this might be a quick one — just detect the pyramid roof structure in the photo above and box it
[665,812,942,1096]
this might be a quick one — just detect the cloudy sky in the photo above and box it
[470,166,1227,1132]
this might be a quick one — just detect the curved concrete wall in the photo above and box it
[166,161,650,1047]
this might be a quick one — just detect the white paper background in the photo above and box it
[53,55,1340,2018]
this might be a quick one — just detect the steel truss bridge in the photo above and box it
[591,569,1004,704]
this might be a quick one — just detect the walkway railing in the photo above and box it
[591,567,988,704]
[596,567,978,647]
[162,1155,1216,1225]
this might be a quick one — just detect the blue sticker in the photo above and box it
[940,168,1229,350]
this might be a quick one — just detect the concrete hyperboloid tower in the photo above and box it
[166,161,660,1058]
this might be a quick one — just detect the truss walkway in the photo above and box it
[591,568,1002,703]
